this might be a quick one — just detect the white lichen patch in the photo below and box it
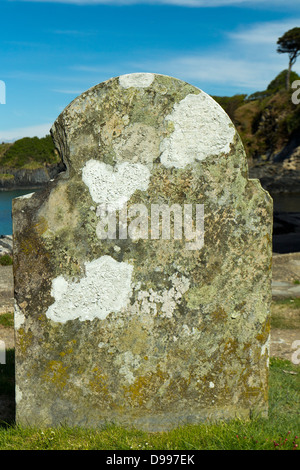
[82,160,151,211]
[112,123,160,166]
[46,256,133,323]
[15,385,23,404]
[116,351,141,385]
[14,301,25,330]
[130,273,190,319]
[181,324,201,337]
[160,92,236,168]
[261,334,270,367]
[119,73,155,89]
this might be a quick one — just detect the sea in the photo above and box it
[0,188,299,235]
[0,188,39,235]
[272,193,300,212]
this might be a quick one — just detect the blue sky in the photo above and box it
[0,0,299,141]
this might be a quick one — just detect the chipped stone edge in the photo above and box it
[119,73,155,89]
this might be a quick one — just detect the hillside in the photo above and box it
[213,70,300,194]
[0,135,63,189]
[0,135,59,169]
[0,70,299,193]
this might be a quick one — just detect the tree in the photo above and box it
[277,27,300,90]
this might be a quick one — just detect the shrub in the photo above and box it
[0,135,59,168]
[0,254,13,266]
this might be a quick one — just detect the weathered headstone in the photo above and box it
[13,73,273,431]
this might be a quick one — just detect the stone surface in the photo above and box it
[0,265,14,314]
[271,252,300,297]
[13,73,273,431]
[0,235,13,256]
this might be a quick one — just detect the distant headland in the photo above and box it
[1,70,299,194]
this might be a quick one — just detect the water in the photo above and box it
[272,193,300,213]
[0,189,299,236]
[0,189,38,235]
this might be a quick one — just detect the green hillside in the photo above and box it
[0,135,60,170]
[213,70,300,164]
[1,70,299,171]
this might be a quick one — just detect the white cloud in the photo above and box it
[71,36,299,94]
[67,15,300,95]
[128,54,288,91]
[229,19,300,44]
[0,123,52,142]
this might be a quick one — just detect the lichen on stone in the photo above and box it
[13,73,273,431]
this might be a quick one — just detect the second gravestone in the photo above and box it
[13,73,272,431]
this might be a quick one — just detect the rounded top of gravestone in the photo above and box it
[50,73,241,176]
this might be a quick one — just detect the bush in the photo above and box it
[212,94,247,122]
[0,254,13,266]
[0,135,59,168]
[267,70,300,93]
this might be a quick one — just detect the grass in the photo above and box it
[271,298,300,330]
[0,354,299,450]
[0,174,14,180]
[0,297,298,450]
[0,312,14,328]
[0,255,13,266]
[273,298,300,309]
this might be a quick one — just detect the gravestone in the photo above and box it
[13,73,273,431]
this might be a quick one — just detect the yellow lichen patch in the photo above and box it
[240,365,268,407]
[20,239,35,256]
[123,365,169,408]
[42,360,69,390]
[211,306,228,322]
[256,319,271,344]
[59,339,76,357]
[119,321,149,356]
[88,368,109,396]
[167,375,191,401]
[37,313,46,322]
[16,328,33,355]
[123,375,151,407]
[223,338,239,356]
[33,216,48,236]
[101,114,124,144]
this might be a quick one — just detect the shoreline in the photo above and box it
[0,186,42,192]
[0,162,65,191]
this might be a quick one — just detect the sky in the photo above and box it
[0,0,299,141]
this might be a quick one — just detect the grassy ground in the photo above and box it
[270,298,300,329]
[0,298,299,450]
[0,353,298,450]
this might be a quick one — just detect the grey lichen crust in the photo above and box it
[13,73,273,431]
